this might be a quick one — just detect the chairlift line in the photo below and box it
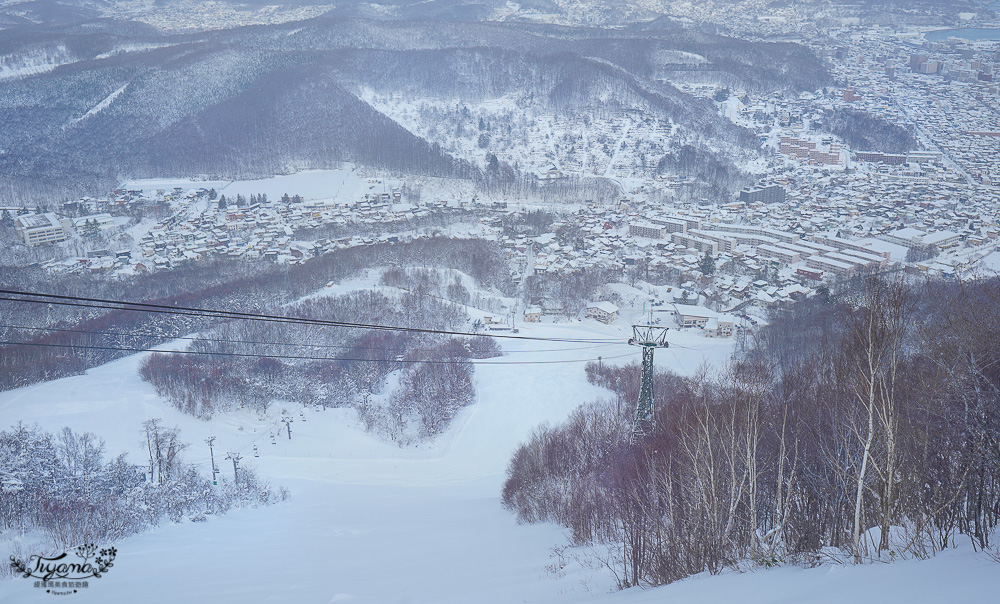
[0,323,624,355]
[0,339,639,366]
[0,288,623,345]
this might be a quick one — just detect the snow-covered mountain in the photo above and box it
[0,11,828,202]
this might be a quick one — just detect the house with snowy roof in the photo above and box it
[671,304,717,328]
[586,301,619,324]
[706,314,736,338]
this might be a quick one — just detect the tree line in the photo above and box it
[502,273,1000,588]
[0,237,512,392]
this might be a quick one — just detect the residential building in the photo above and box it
[756,244,802,264]
[586,302,619,324]
[739,184,786,204]
[670,232,719,255]
[523,307,542,323]
[672,304,717,328]
[882,227,927,248]
[806,255,857,277]
[922,230,961,250]
[705,314,736,338]
[629,223,665,239]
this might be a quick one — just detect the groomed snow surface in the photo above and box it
[1,319,998,603]
[121,166,398,205]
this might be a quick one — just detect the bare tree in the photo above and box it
[845,272,908,561]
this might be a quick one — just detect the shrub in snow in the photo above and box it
[0,423,284,551]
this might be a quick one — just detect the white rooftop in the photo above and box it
[587,301,619,313]
[672,304,718,318]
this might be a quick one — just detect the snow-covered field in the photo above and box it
[221,169,399,204]
[1,315,997,602]
[121,167,402,205]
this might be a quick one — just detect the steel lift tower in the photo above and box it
[628,325,670,442]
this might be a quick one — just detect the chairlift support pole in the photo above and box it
[627,325,670,443]
[206,436,218,485]
[225,452,242,482]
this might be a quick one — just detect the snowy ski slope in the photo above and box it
[0,318,997,602]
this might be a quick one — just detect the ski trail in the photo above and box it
[603,121,632,178]
[69,83,129,126]
[544,120,562,171]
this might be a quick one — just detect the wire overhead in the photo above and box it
[0,289,623,345]
[0,288,637,365]
[0,340,637,366]
[0,323,624,355]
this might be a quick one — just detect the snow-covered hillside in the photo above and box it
[357,89,680,179]
[1,305,997,602]
[0,46,75,81]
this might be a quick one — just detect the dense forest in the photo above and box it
[503,274,1000,587]
[820,109,918,154]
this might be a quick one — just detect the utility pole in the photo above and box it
[281,416,294,440]
[205,436,218,485]
[627,324,670,443]
[225,452,242,482]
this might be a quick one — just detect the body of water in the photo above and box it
[925,1,1000,42]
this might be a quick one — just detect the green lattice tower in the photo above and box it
[629,325,670,443]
